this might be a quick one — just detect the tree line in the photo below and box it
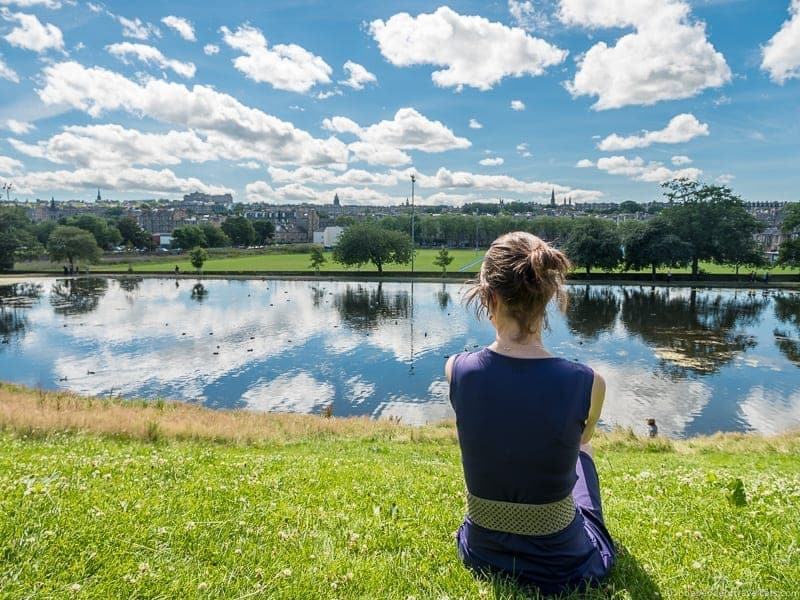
[372,181,797,276]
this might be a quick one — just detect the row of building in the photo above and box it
[17,191,797,253]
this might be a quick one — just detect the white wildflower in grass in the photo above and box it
[197,582,208,590]
[69,583,81,593]
[280,568,292,577]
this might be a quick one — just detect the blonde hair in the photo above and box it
[464,231,571,340]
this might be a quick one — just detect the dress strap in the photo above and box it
[466,491,576,536]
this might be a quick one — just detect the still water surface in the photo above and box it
[1,277,799,438]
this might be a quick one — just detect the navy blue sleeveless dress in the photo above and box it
[449,348,615,595]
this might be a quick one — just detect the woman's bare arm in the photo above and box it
[581,373,605,445]
[444,355,455,383]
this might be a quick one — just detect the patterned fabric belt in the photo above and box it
[466,492,576,536]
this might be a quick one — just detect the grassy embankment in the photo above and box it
[1,382,799,598]
[13,247,798,276]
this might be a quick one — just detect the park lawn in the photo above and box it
[96,248,487,274]
[1,385,799,599]
[12,248,798,276]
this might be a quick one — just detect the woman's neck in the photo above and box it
[489,330,552,358]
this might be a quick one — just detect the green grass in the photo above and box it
[1,426,798,598]
[14,247,797,276]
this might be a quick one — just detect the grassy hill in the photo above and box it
[1,383,798,598]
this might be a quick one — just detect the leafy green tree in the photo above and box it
[65,215,122,249]
[252,220,275,245]
[189,246,208,273]
[778,239,800,273]
[33,220,57,245]
[782,203,800,233]
[309,246,326,274]
[116,217,153,249]
[433,247,454,274]
[778,204,800,274]
[333,222,412,273]
[199,223,230,248]
[564,219,622,274]
[171,226,206,250]
[0,207,43,270]
[221,216,255,247]
[660,180,762,277]
[622,218,692,277]
[47,225,101,270]
[619,200,644,213]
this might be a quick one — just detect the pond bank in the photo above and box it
[3,271,799,289]
[1,382,798,598]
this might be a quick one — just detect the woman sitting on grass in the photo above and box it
[445,231,615,595]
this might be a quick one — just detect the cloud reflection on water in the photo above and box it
[0,278,798,437]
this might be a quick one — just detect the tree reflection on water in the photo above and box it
[0,282,43,344]
[333,283,409,331]
[436,284,451,311]
[49,278,109,316]
[190,282,209,302]
[620,287,767,377]
[773,293,800,366]
[565,285,620,340]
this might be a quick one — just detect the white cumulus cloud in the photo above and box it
[0,155,24,174]
[37,61,348,167]
[761,0,800,83]
[575,158,594,168]
[510,99,525,111]
[203,43,219,56]
[14,166,230,197]
[339,60,376,90]
[9,124,220,168]
[0,55,19,82]
[595,155,702,183]
[369,6,566,91]
[468,118,482,129]
[0,0,61,7]
[221,24,332,93]
[2,10,64,53]
[560,0,731,110]
[479,157,504,166]
[5,119,34,134]
[508,0,552,31]
[117,15,160,41]
[161,15,195,41]
[671,155,692,166]
[106,42,196,78]
[598,113,710,151]
[322,108,471,156]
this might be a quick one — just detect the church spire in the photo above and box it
[550,188,556,206]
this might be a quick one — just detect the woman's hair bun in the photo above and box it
[465,231,571,339]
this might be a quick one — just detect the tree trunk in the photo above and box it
[376,262,383,274]
[651,263,657,280]
[586,265,591,275]
[692,256,699,278]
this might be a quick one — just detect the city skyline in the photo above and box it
[0,0,798,206]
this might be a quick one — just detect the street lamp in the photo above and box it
[2,182,12,202]
[410,174,416,273]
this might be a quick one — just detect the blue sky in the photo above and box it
[0,0,798,205]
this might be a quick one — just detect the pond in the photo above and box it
[1,277,799,438]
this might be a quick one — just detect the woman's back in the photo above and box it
[450,349,614,594]
[451,349,593,505]
[447,231,614,594]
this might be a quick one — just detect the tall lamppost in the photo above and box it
[2,182,12,202]
[410,174,416,273]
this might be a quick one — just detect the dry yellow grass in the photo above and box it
[2,382,798,452]
[0,382,455,445]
